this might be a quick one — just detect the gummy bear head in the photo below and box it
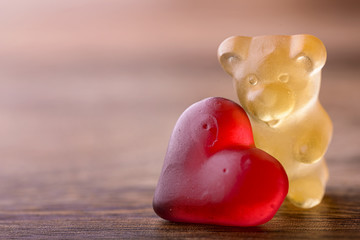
[218,34,327,127]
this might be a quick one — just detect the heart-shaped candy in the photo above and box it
[153,97,288,226]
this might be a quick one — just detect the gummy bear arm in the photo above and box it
[293,104,333,164]
[316,103,333,150]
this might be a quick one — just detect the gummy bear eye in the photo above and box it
[278,73,289,83]
[247,74,258,85]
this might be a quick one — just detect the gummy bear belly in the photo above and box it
[251,123,325,181]
[251,124,296,178]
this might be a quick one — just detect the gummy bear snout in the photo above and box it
[245,83,295,124]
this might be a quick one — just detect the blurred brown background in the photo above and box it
[0,0,359,238]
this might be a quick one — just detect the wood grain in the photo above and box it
[0,187,359,239]
[0,0,359,239]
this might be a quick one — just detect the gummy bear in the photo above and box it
[153,97,288,226]
[218,34,333,208]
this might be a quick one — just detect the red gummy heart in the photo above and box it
[153,97,288,226]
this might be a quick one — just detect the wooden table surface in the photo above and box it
[0,1,359,239]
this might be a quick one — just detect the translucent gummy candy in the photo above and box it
[218,34,333,208]
[153,97,288,226]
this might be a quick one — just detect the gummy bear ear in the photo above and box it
[218,36,252,77]
[291,34,327,73]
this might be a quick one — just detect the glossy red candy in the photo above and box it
[153,97,288,226]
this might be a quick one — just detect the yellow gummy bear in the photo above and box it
[218,34,333,208]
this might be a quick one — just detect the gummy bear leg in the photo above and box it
[287,177,324,208]
[287,159,328,208]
